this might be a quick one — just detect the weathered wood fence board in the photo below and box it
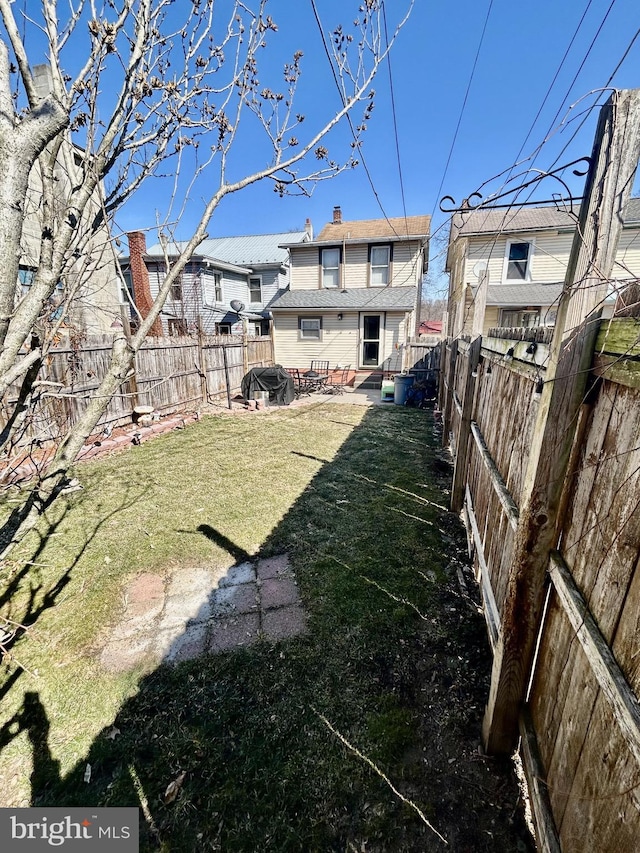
[1,334,275,449]
[439,318,640,853]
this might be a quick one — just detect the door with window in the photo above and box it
[360,314,383,367]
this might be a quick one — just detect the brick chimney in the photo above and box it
[333,206,342,225]
[304,217,313,240]
[126,231,163,336]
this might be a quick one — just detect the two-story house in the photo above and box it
[270,207,430,381]
[445,200,640,337]
[121,227,310,336]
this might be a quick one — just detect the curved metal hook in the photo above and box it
[439,191,484,213]
[438,156,592,214]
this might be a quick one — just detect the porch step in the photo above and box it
[353,371,384,390]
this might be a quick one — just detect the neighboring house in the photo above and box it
[445,199,640,337]
[419,320,443,336]
[270,207,430,379]
[17,65,122,335]
[120,227,311,336]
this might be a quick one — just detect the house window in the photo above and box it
[298,317,322,340]
[214,272,223,302]
[321,248,341,288]
[500,308,540,328]
[216,322,231,334]
[170,281,183,301]
[249,276,262,304]
[505,241,532,281]
[370,245,391,286]
[168,318,187,336]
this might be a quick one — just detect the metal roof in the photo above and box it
[270,286,417,311]
[145,231,308,266]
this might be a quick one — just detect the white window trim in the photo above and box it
[321,248,341,289]
[502,239,534,283]
[248,274,263,305]
[359,312,385,368]
[299,316,322,340]
[370,245,391,287]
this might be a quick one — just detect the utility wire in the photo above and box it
[510,0,596,173]
[431,0,495,218]
[308,0,398,234]
[382,1,408,233]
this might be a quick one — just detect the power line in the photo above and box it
[431,0,495,218]
[308,0,397,233]
[510,0,597,170]
[382,1,408,231]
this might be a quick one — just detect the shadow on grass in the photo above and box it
[197,523,253,565]
[1,405,534,853]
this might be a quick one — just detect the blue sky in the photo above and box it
[110,0,640,283]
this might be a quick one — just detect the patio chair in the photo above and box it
[285,368,310,397]
[323,365,351,395]
[310,360,330,376]
[304,360,330,392]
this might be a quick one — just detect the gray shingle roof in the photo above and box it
[453,198,640,238]
[454,207,576,237]
[270,286,417,311]
[145,231,308,266]
[482,283,564,307]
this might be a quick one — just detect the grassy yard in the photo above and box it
[0,402,533,851]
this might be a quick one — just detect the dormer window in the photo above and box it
[321,247,341,288]
[505,241,532,281]
[370,245,391,286]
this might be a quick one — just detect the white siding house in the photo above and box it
[445,200,640,337]
[271,208,430,382]
[121,230,309,336]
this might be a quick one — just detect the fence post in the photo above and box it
[451,336,481,513]
[196,317,208,405]
[482,88,640,754]
[441,338,458,448]
[120,304,139,411]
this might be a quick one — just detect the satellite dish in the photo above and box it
[230,300,245,313]
[472,261,488,279]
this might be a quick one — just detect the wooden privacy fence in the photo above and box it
[405,339,441,389]
[439,318,640,853]
[3,333,274,445]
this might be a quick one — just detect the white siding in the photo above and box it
[289,239,423,291]
[289,247,319,289]
[465,228,640,291]
[615,229,640,279]
[273,310,411,371]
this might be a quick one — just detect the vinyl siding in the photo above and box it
[273,310,410,370]
[615,229,640,279]
[464,228,640,289]
[465,231,574,285]
[289,239,423,291]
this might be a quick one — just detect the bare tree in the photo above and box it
[0,0,412,555]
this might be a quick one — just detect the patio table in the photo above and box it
[302,369,329,392]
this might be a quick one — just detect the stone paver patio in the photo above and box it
[100,554,306,672]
